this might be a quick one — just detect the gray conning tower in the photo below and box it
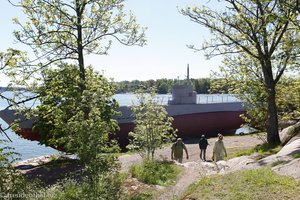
[168,64,197,105]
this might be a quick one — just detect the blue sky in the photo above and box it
[1,0,224,83]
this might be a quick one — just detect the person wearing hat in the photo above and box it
[198,134,209,161]
[212,133,227,161]
[171,138,189,163]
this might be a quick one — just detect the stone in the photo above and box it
[272,158,300,181]
[279,121,300,145]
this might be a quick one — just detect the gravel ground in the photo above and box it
[119,135,264,171]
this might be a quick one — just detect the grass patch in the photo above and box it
[227,143,282,160]
[292,152,300,159]
[253,143,282,159]
[129,159,181,186]
[226,146,254,160]
[271,159,289,167]
[182,168,300,200]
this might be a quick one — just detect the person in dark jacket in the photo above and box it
[198,134,209,161]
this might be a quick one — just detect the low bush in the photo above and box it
[0,140,41,198]
[41,171,124,200]
[130,159,180,186]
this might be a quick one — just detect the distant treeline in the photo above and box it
[0,79,212,94]
[0,86,26,92]
[115,78,211,94]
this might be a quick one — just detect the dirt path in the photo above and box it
[119,135,263,170]
[118,135,263,199]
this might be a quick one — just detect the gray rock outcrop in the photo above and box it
[279,121,300,145]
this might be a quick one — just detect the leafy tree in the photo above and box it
[9,0,146,86]
[0,49,31,141]
[7,0,146,120]
[31,64,119,172]
[276,77,300,124]
[6,0,145,164]
[193,78,210,94]
[127,89,177,159]
[181,0,300,145]
[211,56,270,131]
[157,81,169,94]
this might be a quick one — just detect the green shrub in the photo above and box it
[42,170,124,200]
[0,140,41,198]
[127,193,153,200]
[130,159,180,186]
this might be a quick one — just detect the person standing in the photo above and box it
[198,134,209,161]
[212,133,227,161]
[171,138,189,163]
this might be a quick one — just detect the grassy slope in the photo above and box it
[182,168,300,200]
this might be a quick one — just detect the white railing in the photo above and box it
[155,94,241,105]
[113,94,241,106]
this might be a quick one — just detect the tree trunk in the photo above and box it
[263,59,280,145]
[76,1,86,86]
[263,60,281,145]
[76,0,89,119]
[266,85,281,145]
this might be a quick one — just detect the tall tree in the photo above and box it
[181,0,300,145]
[5,0,145,176]
[9,0,146,90]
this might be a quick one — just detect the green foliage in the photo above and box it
[0,139,41,197]
[253,143,282,158]
[210,58,270,131]
[276,77,300,122]
[6,0,146,118]
[211,69,300,132]
[116,78,211,94]
[0,49,29,88]
[183,168,300,200]
[127,89,177,159]
[192,78,211,94]
[127,193,153,200]
[31,64,119,173]
[225,146,255,160]
[11,0,146,73]
[129,159,180,186]
[41,171,124,200]
[181,0,300,145]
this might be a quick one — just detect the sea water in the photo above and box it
[0,92,238,161]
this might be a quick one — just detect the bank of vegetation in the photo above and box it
[115,78,211,94]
